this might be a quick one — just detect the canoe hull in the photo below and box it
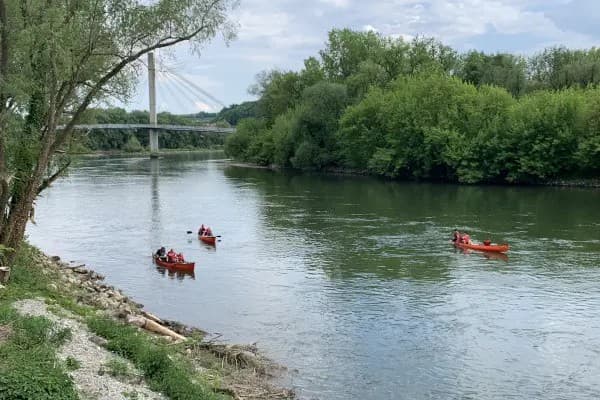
[199,235,216,246]
[454,242,509,253]
[153,255,195,272]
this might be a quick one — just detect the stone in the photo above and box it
[73,267,89,274]
[47,283,58,291]
[89,334,108,347]
[50,255,61,262]
[0,284,5,290]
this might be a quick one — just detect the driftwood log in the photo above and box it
[141,311,164,325]
[0,267,10,284]
[127,316,186,341]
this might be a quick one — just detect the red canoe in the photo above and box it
[455,242,510,253]
[199,235,216,246]
[153,255,195,272]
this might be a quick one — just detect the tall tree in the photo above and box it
[0,0,237,260]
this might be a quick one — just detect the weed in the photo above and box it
[65,356,81,371]
[105,358,131,378]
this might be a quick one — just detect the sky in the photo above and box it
[121,0,600,114]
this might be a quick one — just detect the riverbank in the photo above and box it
[72,147,225,158]
[228,162,600,188]
[0,244,294,400]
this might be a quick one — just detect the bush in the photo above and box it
[123,135,144,153]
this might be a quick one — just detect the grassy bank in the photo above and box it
[0,244,293,400]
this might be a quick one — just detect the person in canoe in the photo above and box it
[167,248,177,263]
[452,230,462,243]
[198,224,206,236]
[155,246,167,261]
[204,226,213,236]
[461,232,471,245]
[177,252,185,262]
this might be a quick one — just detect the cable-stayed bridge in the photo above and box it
[69,52,236,157]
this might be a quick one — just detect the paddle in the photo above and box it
[186,231,221,237]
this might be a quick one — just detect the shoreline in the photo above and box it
[71,147,225,158]
[227,162,600,188]
[1,245,294,399]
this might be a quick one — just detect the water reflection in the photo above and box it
[154,265,196,280]
[150,158,161,233]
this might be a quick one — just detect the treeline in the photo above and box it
[224,29,600,183]
[73,108,225,152]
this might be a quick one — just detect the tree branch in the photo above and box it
[37,160,71,195]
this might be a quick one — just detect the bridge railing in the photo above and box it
[57,123,235,134]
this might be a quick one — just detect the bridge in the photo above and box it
[68,124,234,134]
[71,52,235,157]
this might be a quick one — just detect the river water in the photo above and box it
[28,152,600,399]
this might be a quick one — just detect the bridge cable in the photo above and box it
[156,70,191,113]
[161,70,221,113]
[165,70,227,109]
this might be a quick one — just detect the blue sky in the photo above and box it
[121,0,600,114]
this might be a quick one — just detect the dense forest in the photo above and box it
[224,29,600,183]
[73,108,225,152]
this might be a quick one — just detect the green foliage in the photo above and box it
[458,51,527,96]
[225,28,600,183]
[505,89,583,182]
[87,317,225,400]
[122,135,144,153]
[216,101,260,125]
[224,118,267,162]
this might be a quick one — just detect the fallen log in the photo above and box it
[141,311,164,325]
[127,316,186,341]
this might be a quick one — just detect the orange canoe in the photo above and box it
[153,255,195,272]
[199,235,216,246]
[454,242,509,253]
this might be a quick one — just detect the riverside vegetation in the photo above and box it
[0,244,293,400]
[224,29,600,184]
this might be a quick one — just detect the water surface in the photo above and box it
[29,153,600,399]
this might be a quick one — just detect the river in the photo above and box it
[28,152,600,399]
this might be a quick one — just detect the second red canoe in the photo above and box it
[199,235,216,246]
[455,242,509,253]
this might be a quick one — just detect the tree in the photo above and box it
[0,0,237,259]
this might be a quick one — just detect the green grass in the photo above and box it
[88,316,227,400]
[104,358,132,378]
[0,245,81,400]
[0,304,78,400]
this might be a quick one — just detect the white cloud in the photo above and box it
[362,24,378,33]
[319,0,350,8]
[194,101,219,113]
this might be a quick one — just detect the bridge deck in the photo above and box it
[61,124,235,133]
